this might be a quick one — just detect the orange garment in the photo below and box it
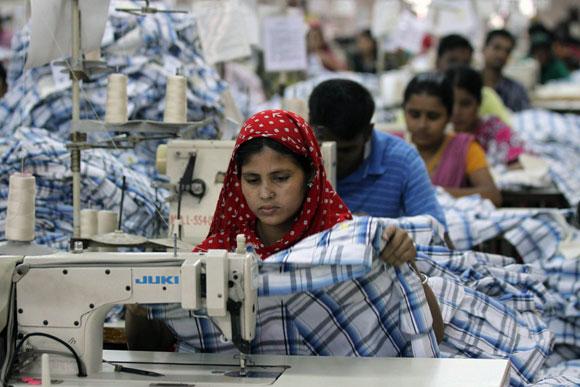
[425,134,488,177]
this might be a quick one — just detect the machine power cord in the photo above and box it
[14,332,87,377]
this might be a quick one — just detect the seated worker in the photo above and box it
[436,34,512,125]
[447,66,524,167]
[403,72,502,207]
[130,109,444,354]
[307,21,348,76]
[349,29,378,73]
[307,79,447,228]
[482,29,531,112]
[529,24,571,84]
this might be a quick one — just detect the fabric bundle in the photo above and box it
[1,5,227,176]
[511,109,580,207]
[0,127,165,250]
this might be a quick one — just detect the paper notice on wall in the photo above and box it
[193,0,252,64]
[26,0,110,69]
[371,0,401,37]
[384,9,429,54]
[240,0,260,47]
[262,14,307,72]
[431,0,479,37]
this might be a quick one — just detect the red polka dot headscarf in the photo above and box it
[195,109,352,259]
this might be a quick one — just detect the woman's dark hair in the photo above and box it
[446,66,483,104]
[403,72,454,115]
[236,137,314,180]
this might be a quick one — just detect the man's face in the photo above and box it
[437,48,472,71]
[483,36,513,72]
[313,125,370,180]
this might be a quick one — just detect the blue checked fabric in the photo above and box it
[0,3,234,248]
[149,216,439,358]
[512,109,580,207]
[0,127,166,250]
[1,3,226,173]
[149,216,571,386]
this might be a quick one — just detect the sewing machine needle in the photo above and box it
[239,353,247,377]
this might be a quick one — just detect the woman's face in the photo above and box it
[451,87,479,133]
[240,146,306,239]
[404,93,449,150]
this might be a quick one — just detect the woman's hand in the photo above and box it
[380,225,416,266]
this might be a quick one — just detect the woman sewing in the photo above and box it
[127,109,444,354]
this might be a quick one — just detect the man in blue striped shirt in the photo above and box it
[308,79,447,227]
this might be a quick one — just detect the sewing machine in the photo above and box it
[156,140,337,245]
[2,236,258,382]
[1,245,512,386]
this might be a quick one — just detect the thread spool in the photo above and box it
[163,75,187,123]
[97,210,117,252]
[81,209,98,251]
[41,353,51,386]
[5,173,36,242]
[105,73,128,123]
[81,209,98,238]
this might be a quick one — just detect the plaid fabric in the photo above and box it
[149,216,563,386]
[0,127,166,250]
[436,191,580,385]
[512,109,580,207]
[1,2,226,174]
[150,216,439,358]
[439,191,579,338]
[0,2,233,249]
[437,190,574,258]
[430,277,552,387]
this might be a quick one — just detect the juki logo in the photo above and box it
[135,275,180,285]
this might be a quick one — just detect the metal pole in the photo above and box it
[71,0,82,238]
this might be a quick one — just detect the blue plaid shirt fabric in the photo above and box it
[1,4,226,170]
[512,109,580,207]
[0,127,166,249]
[150,216,439,358]
[0,4,230,249]
[495,76,531,112]
[148,215,575,386]
[436,191,580,385]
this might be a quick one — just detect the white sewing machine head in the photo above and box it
[156,139,336,245]
[3,238,258,378]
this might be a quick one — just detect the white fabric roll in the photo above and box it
[5,173,36,242]
[105,73,128,123]
[163,75,187,123]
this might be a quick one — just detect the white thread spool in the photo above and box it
[81,209,99,251]
[105,73,128,123]
[97,210,117,252]
[81,209,98,238]
[163,75,187,123]
[41,353,51,386]
[5,173,36,242]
